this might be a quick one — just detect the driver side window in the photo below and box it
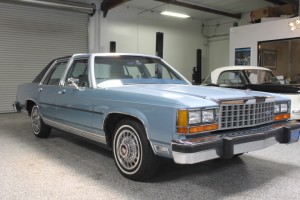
[65,59,89,87]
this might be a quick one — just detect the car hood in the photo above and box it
[101,84,288,108]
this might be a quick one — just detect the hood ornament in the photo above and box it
[245,89,252,95]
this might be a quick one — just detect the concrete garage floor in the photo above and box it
[0,113,300,200]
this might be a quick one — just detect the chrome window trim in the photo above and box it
[59,54,90,87]
[39,58,70,86]
[90,54,97,89]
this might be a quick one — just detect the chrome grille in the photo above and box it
[219,102,274,130]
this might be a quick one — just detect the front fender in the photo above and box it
[102,104,176,158]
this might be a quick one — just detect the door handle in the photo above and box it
[58,90,66,94]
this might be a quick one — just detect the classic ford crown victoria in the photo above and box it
[14,54,300,181]
[202,66,300,120]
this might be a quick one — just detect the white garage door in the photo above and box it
[0,2,88,113]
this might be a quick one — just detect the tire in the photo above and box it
[233,153,244,158]
[221,153,244,160]
[31,105,51,138]
[112,118,159,181]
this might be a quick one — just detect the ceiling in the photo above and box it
[2,0,296,20]
[103,0,298,20]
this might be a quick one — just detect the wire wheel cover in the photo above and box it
[115,127,141,172]
[31,107,41,134]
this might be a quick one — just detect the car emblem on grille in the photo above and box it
[245,89,252,95]
[265,110,271,116]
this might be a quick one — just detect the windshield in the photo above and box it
[245,69,281,84]
[94,56,188,86]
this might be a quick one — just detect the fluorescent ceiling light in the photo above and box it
[161,11,190,19]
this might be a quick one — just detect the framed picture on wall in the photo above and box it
[262,49,277,69]
[235,47,251,66]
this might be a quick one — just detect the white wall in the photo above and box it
[208,37,229,73]
[230,17,300,66]
[204,12,261,73]
[89,5,296,80]
[91,6,206,82]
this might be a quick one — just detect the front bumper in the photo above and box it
[172,121,300,164]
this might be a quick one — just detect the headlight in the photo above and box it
[189,110,201,124]
[177,108,218,135]
[273,102,290,121]
[274,104,280,113]
[188,109,216,124]
[274,102,288,113]
[280,103,288,112]
[202,110,215,123]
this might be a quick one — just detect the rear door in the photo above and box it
[37,59,68,120]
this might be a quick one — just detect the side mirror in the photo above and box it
[68,78,80,90]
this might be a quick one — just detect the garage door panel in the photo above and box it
[0,2,88,113]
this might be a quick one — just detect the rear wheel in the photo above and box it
[112,118,159,181]
[31,105,51,138]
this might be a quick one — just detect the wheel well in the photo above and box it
[26,100,36,116]
[104,113,144,147]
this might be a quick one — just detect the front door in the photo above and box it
[55,58,94,133]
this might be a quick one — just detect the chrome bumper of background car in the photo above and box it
[292,109,300,114]
[172,121,300,164]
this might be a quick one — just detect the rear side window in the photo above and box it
[217,71,246,86]
[33,56,70,83]
[43,61,67,85]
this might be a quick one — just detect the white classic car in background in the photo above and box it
[203,66,300,120]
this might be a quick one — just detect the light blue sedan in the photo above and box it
[14,53,300,181]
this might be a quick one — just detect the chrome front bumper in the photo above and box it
[172,121,300,164]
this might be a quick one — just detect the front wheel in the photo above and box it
[233,153,244,158]
[112,119,159,181]
[31,105,51,138]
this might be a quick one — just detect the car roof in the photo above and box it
[71,53,161,59]
[209,66,272,84]
[211,66,271,74]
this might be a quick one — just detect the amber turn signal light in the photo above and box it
[177,124,218,134]
[274,113,291,121]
